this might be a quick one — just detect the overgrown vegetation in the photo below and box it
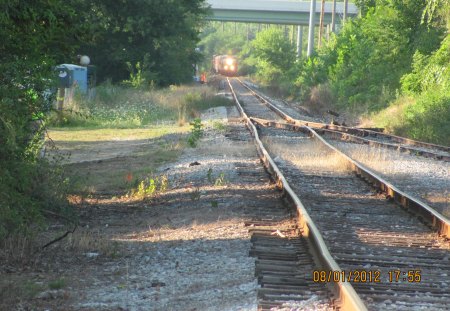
[0,1,87,239]
[200,0,449,144]
[49,84,231,128]
[0,1,208,239]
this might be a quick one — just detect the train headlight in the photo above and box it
[230,65,235,71]
[224,65,229,70]
[226,58,234,65]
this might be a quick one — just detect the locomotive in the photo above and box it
[212,55,238,76]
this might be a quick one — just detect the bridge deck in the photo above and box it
[207,0,358,25]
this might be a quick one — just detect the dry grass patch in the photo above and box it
[62,229,121,258]
[117,218,247,243]
[262,137,351,172]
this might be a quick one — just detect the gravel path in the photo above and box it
[258,127,450,311]
[329,140,450,218]
[74,107,263,310]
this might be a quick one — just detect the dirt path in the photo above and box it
[1,106,289,310]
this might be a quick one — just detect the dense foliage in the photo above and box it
[302,0,449,144]
[0,0,207,238]
[0,0,90,237]
[249,28,296,85]
[80,0,208,85]
[200,0,449,144]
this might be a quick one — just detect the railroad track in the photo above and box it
[221,82,336,310]
[238,78,450,162]
[225,77,450,310]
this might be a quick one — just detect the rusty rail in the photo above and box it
[249,114,450,238]
[251,117,449,161]
[238,78,450,154]
[227,78,368,311]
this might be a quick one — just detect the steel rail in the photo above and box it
[234,81,450,238]
[238,78,450,154]
[251,117,449,161]
[227,77,368,311]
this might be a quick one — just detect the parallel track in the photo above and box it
[238,78,450,162]
[226,77,450,310]
[223,82,336,310]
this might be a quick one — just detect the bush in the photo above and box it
[306,83,335,113]
[403,89,450,145]
[369,91,450,145]
[249,27,296,85]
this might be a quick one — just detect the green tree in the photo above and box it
[0,0,89,237]
[80,0,208,85]
[249,27,296,84]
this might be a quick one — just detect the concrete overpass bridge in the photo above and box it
[205,0,359,56]
[206,0,358,25]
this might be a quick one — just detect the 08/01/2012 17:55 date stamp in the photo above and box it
[312,269,422,283]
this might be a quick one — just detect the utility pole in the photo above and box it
[344,0,348,23]
[307,0,316,57]
[318,0,325,48]
[331,0,336,32]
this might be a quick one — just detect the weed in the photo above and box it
[130,174,169,199]
[210,200,219,208]
[48,278,66,290]
[207,168,213,183]
[23,281,45,298]
[214,172,227,186]
[190,187,201,201]
[110,241,121,258]
[124,62,147,89]
[159,175,169,192]
[177,100,187,126]
[137,179,156,197]
[206,169,227,186]
[212,121,227,132]
[187,118,203,147]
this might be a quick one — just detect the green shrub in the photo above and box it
[187,118,203,147]
[370,92,450,145]
[129,174,169,199]
[403,89,450,145]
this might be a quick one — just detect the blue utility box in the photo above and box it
[56,64,96,94]
[58,64,87,92]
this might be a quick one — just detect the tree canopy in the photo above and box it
[0,0,208,237]
[80,0,208,85]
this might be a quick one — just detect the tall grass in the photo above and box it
[363,92,450,146]
[49,83,233,128]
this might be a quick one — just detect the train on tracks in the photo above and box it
[212,55,238,76]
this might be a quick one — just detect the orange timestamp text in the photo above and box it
[313,269,422,283]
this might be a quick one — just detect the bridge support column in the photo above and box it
[331,0,336,32]
[307,0,316,57]
[297,25,303,58]
[344,0,348,23]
